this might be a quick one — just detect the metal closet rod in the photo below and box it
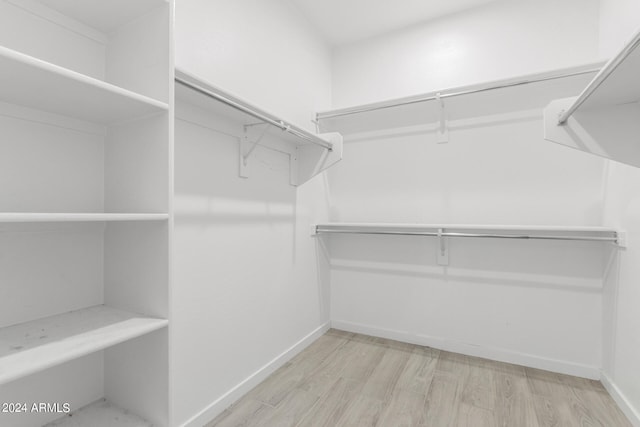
[316,67,601,120]
[315,228,618,243]
[557,30,640,124]
[175,75,333,151]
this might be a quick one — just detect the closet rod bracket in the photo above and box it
[436,93,449,144]
[240,122,271,178]
[437,228,449,265]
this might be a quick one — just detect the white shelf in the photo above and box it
[0,305,168,385]
[559,31,640,119]
[0,46,168,124]
[36,0,167,34]
[316,63,602,135]
[544,29,640,168]
[314,223,620,244]
[175,68,343,186]
[0,213,169,223]
[45,399,152,427]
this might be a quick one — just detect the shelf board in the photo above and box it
[314,223,620,243]
[175,68,335,150]
[0,213,169,223]
[36,0,167,34]
[0,305,168,385]
[544,30,640,168]
[559,29,640,121]
[0,46,168,124]
[317,63,603,134]
[175,67,343,186]
[45,399,152,427]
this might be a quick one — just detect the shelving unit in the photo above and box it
[0,0,173,426]
[544,29,640,168]
[316,63,603,135]
[314,223,622,266]
[0,213,169,223]
[0,46,168,124]
[45,399,152,427]
[0,306,168,386]
[175,68,343,186]
[314,223,621,242]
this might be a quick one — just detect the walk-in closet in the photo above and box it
[1,0,639,426]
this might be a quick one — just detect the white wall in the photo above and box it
[599,1,640,424]
[331,0,602,107]
[327,108,609,378]
[325,0,609,378]
[599,0,640,57]
[173,1,333,425]
[175,0,332,132]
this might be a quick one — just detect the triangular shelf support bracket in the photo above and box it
[240,122,271,179]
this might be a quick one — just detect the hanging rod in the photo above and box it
[557,29,640,124]
[314,224,620,244]
[316,65,602,121]
[175,69,333,151]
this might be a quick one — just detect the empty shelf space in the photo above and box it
[34,0,167,34]
[0,213,169,223]
[45,399,152,427]
[0,46,168,124]
[0,305,168,385]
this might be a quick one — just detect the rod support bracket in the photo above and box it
[240,122,271,178]
[436,93,449,144]
[437,228,449,265]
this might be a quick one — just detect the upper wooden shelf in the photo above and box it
[0,305,168,386]
[544,28,640,168]
[0,46,168,124]
[316,63,603,135]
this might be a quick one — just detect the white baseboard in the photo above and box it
[181,321,331,427]
[331,320,600,380]
[601,373,640,427]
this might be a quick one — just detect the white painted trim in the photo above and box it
[331,320,600,380]
[601,373,640,427]
[181,321,331,427]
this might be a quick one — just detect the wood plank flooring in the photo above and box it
[205,330,631,427]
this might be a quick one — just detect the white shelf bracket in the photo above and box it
[616,231,627,248]
[240,122,271,179]
[437,228,449,265]
[436,93,449,144]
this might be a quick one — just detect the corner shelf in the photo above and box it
[0,213,169,223]
[0,46,168,124]
[175,68,343,186]
[544,28,640,167]
[316,63,603,135]
[45,399,152,426]
[0,305,168,386]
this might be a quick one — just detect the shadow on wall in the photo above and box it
[325,233,613,293]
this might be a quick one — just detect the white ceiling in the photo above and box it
[290,0,500,45]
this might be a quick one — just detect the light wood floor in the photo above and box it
[206,330,631,427]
